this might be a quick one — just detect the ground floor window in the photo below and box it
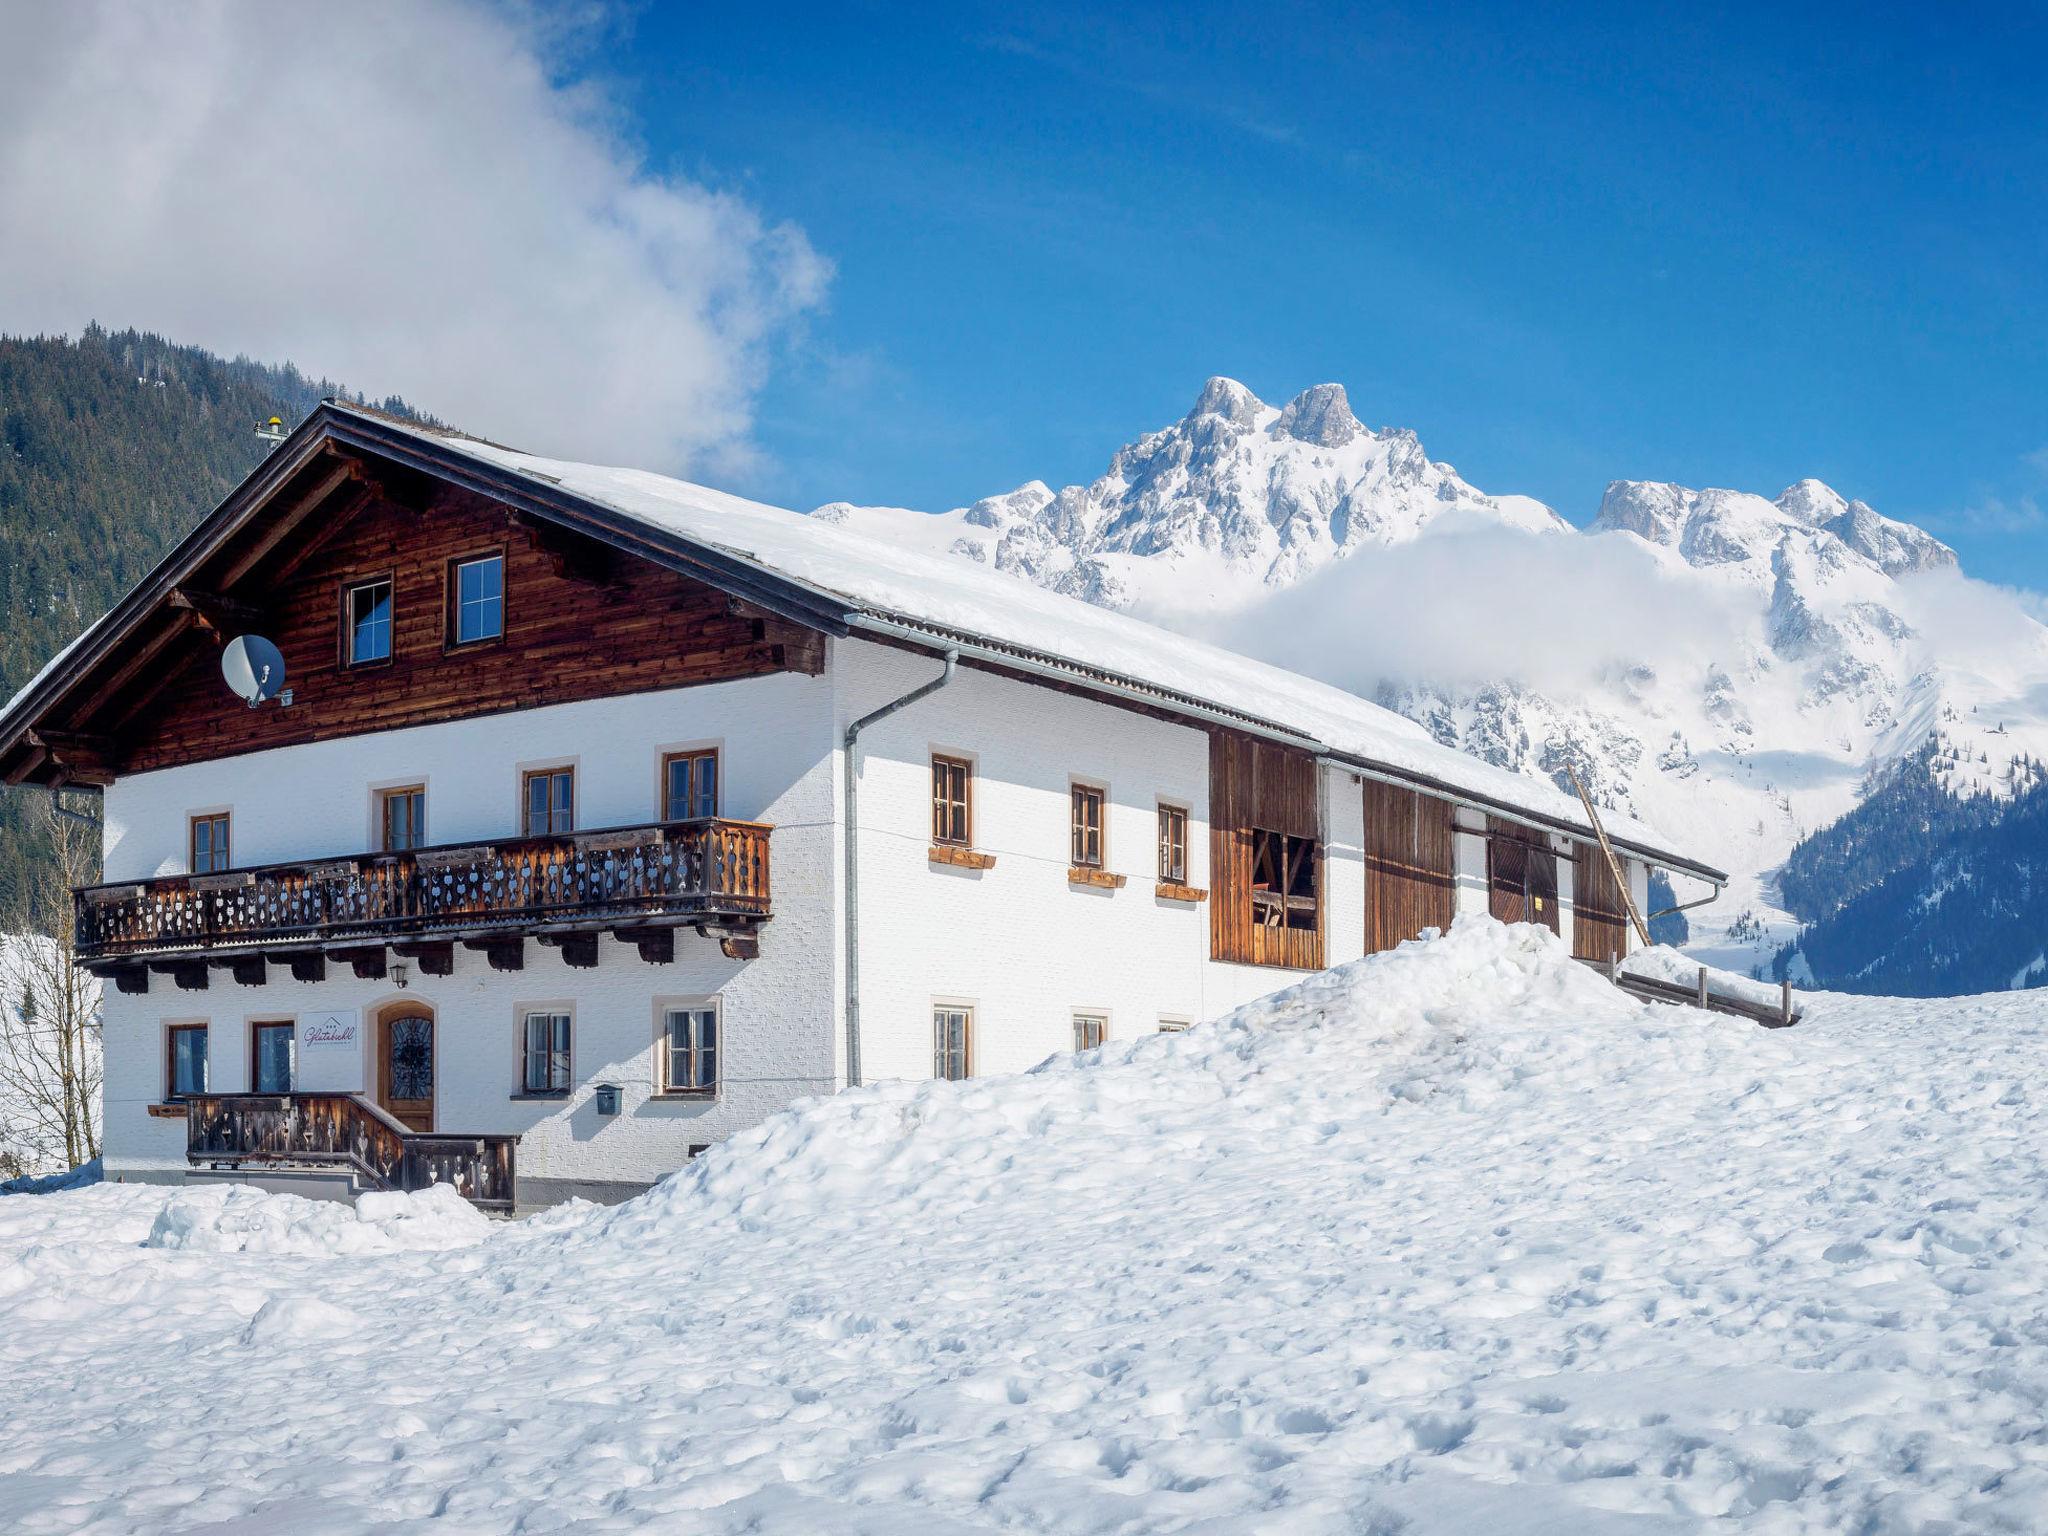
[661,1004,719,1094]
[251,1020,294,1094]
[167,1023,208,1099]
[1072,1012,1107,1051]
[521,1011,572,1094]
[1157,1017,1191,1034]
[934,1005,972,1080]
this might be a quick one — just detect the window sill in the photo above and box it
[929,844,996,870]
[147,1101,190,1118]
[1156,881,1208,903]
[651,1089,718,1101]
[1068,866,1126,889]
[509,1091,571,1101]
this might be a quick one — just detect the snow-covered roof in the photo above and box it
[356,410,1713,879]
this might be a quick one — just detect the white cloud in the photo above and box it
[0,1,828,474]
[1205,514,1747,698]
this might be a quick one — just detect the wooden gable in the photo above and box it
[0,424,832,786]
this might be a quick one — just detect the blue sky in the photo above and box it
[607,1,2048,581]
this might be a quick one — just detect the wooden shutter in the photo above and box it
[1572,842,1630,961]
[1363,781,1457,952]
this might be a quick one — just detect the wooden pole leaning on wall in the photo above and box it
[1564,761,1652,950]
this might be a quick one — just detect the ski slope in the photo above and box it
[4,920,2046,1533]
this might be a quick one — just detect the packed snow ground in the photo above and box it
[5,920,2047,1533]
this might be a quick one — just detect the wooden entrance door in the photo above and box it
[377,1005,435,1131]
[1487,821,1560,935]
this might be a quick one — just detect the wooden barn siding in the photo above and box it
[116,484,822,774]
[1486,816,1560,935]
[1362,780,1457,953]
[1571,842,1630,962]
[1208,729,1323,970]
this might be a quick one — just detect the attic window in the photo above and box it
[346,578,393,666]
[451,553,504,646]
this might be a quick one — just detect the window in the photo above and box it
[1158,804,1188,883]
[520,1011,572,1095]
[379,786,426,852]
[251,1021,294,1094]
[451,553,504,645]
[523,767,574,837]
[663,750,719,821]
[1072,1013,1107,1052]
[345,577,393,666]
[932,756,971,846]
[189,813,231,875]
[661,1005,719,1094]
[1071,784,1105,868]
[1250,829,1320,931]
[934,1005,972,1081]
[1157,1017,1192,1034]
[166,1024,208,1100]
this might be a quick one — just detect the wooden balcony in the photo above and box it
[187,1092,516,1210]
[76,817,770,979]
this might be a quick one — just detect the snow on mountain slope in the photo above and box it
[8,920,2048,1531]
[814,377,1567,613]
[816,384,2048,976]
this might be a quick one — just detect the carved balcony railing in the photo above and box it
[75,817,770,966]
[186,1092,516,1210]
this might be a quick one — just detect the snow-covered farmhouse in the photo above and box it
[0,404,1722,1210]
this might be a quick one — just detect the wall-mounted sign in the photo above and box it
[298,1010,365,1092]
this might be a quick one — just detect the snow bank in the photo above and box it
[4,919,2048,1532]
[1621,942,1787,1007]
[144,1181,492,1256]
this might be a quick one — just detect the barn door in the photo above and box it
[377,1006,435,1132]
[1487,822,1561,935]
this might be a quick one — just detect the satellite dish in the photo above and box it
[222,635,287,707]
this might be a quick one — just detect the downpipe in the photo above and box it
[843,651,958,1089]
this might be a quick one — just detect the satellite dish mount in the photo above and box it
[221,634,290,710]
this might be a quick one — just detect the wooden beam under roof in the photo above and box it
[209,456,357,589]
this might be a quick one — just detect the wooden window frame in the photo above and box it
[164,1022,208,1101]
[249,1018,295,1095]
[1157,801,1189,884]
[376,784,427,853]
[340,572,396,670]
[515,1007,574,1098]
[445,547,507,652]
[188,811,231,875]
[1249,827,1320,933]
[656,999,721,1097]
[933,1002,974,1082]
[521,765,575,838]
[1072,1012,1108,1052]
[931,754,973,849]
[1070,782,1106,869]
[661,748,721,822]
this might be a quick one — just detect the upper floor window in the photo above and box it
[932,756,971,847]
[663,749,719,821]
[166,1023,208,1100]
[189,812,231,875]
[1072,1012,1107,1051]
[345,577,393,666]
[1158,804,1188,884]
[523,767,574,837]
[251,1020,295,1094]
[451,553,505,646]
[1071,784,1105,868]
[379,785,427,852]
[660,1004,719,1094]
[934,1005,972,1081]
[521,1011,572,1095]
[1250,829,1319,932]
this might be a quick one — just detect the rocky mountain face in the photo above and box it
[814,379,2048,986]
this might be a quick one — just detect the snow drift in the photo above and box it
[3,920,2048,1533]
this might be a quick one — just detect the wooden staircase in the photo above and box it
[185,1093,516,1210]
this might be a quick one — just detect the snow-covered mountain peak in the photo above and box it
[1189,374,1262,426]
[1272,382,1362,447]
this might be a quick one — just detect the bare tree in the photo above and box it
[0,795,102,1172]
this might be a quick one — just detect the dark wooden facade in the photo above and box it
[1208,730,1323,970]
[1362,780,1457,953]
[1486,817,1561,935]
[1571,842,1631,962]
[111,477,822,776]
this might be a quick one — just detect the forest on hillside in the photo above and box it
[0,326,420,919]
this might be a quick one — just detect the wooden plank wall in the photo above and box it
[1362,780,1457,952]
[116,481,825,774]
[1487,816,1561,935]
[1572,842,1630,962]
[1208,730,1323,970]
